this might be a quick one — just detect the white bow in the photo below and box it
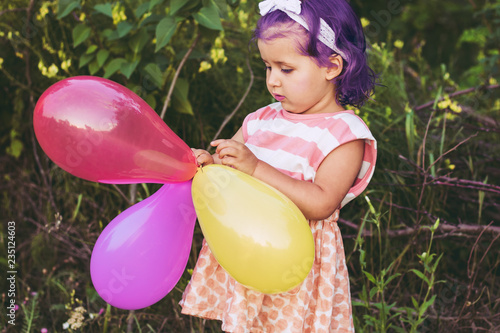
[258,0,348,60]
[259,0,302,16]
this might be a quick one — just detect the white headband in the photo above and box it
[259,0,347,60]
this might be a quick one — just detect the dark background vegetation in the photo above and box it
[1,0,499,332]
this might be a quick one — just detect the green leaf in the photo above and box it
[116,21,133,38]
[145,94,157,110]
[6,138,23,158]
[363,271,377,284]
[71,194,83,220]
[79,53,95,68]
[383,273,402,286]
[135,2,150,18]
[143,63,164,88]
[411,296,419,309]
[419,295,436,316]
[193,1,223,30]
[57,0,81,19]
[96,49,110,67]
[129,28,150,54]
[88,59,101,75]
[173,79,194,115]
[155,16,177,52]
[120,60,139,79]
[72,24,91,47]
[107,22,134,41]
[94,3,113,17]
[369,286,378,298]
[170,0,190,15]
[149,0,164,10]
[103,58,127,78]
[85,45,98,54]
[410,269,430,286]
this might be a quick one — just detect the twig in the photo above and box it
[160,31,200,120]
[0,7,26,17]
[460,221,500,320]
[112,184,133,205]
[426,133,478,172]
[209,55,255,147]
[339,218,500,238]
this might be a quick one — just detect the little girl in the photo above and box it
[180,0,377,331]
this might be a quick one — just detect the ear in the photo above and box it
[325,54,343,81]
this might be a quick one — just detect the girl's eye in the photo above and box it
[281,68,293,73]
[265,66,271,71]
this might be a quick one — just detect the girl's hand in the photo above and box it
[192,148,214,166]
[211,139,259,175]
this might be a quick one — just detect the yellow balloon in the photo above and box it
[192,164,314,294]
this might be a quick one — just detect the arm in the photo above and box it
[212,128,365,220]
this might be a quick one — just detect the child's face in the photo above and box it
[258,35,340,115]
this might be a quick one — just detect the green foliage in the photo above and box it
[1,0,499,332]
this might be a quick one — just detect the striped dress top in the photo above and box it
[180,102,377,332]
[243,102,376,208]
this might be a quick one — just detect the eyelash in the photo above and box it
[264,66,293,73]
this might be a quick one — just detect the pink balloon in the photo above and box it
[90,181,196,310]
[33,76,197,184]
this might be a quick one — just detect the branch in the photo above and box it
[414,84,500,111]
[209,55,255,146]
[339,218,500,238]
[160,32,200,120]
[0,7,26,17]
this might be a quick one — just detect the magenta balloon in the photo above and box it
[90,181,196,310]
[33,76,197,183]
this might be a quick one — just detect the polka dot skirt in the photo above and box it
[180,210,354,332]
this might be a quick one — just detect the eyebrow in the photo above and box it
[261,59,293,67]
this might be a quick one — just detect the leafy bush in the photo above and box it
[1,0,499,332]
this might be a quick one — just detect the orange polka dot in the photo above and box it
[214,286,225,295]
[334,293,345,303]
[216,270,226,283]
[192,273,203,283]
[321,285,333,298]
[207,294,217,305]
[322,262,333,273]
[269,309,279,320]
[293,317,303,330]
[283,305,294,317]
[331,319,340,329]
[198,286,209,297]
[265,323,275,333]
[263,296,273,307]
[320,314,329,326]
[272,298,285,307]
[248,306,255,318]
[248,293,257,303]
[305,314,315,328]
[276,319,288,330]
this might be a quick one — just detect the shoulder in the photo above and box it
[323,112,375,143]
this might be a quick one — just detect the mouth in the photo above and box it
[273,94,285,101]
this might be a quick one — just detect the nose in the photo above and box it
[267,69,281,87]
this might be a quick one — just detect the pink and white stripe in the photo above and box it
[242,102,377,208]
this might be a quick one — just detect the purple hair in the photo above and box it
[253,0,376,108]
